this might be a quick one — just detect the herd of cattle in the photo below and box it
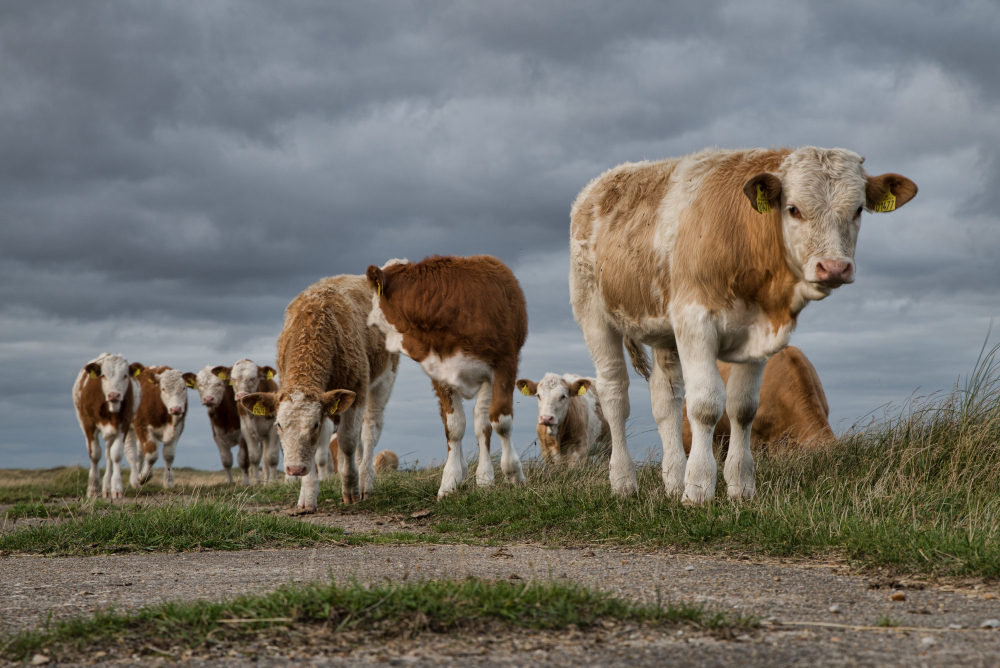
[72,147,916,509]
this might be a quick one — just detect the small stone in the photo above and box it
[30,655,50,666]
[920,636,936,646]
[980,619,1000,629]
[684,566,694,571]
[985,593,995,600]
[773,576,781,582]
[948,624,963,630]
[830,636,842,642]
[828,604,841,614]
[410,509,433,519]
[890,591,907,602]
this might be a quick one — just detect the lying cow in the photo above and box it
[570,146,915,502]
[329,434,399,475]
[124,366,189,488]
[240,274,399,509]
[72,353,144,498]
[367,255,528,499]
[681,346,834,451]
[213,360,281,484]
[515,374,609,466]
[187,366,249,484]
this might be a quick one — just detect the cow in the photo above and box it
[681,346,835,452]
[515,374,610,467]
[239,274,399,510]
[366,255,528,499]
[569,147,916,503]
[72,353,144,498]
[124,366,189,488]
[187,365,249,484]
[212,360,282,484]
[329,434,399,475]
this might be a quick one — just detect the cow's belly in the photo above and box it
[717,306,795,363]
[420,351,493,400]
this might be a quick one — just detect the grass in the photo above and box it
[0,577,749,662]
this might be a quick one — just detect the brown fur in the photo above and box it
[76,373,138,458]
[681,346,835,451]
[132,366,174,455]
[535,393,608,466]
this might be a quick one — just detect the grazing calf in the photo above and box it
[366,255,528,499]
[217,359,284,484]
[240,274,399,509]
[72,353,144,498]
[124,366,189,488]
[682,346,834,451]
[188,366,249,484]
[570,147,916,502]
[516,374,610,467]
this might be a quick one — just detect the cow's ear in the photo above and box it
[211,365,231,382]
[515,379,538,397]
[182,372,198,389]
[366,265,386,296]
[866,173,917,212]
[320,389,356,416]
[147,373,160,385]
[129,362,145,378]
[85,362,102,379]
[568,379,592,396]
[743,173,782,214]
[240,392,278,418]
[261,366,277,381]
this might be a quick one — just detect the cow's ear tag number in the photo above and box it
[873,190,896,212]
[520,386,531,396]
[266,370,274,380]
[578,385,587,396]
[327,398,340,415]
[755,184,771,213]
[89,370,98,379]
[252,402,266,416]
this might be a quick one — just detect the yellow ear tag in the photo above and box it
[228,379,233,386]
[89,370,98,379]
[520,386,530,396]
[755,184,771,213]
[327,398,340,415]
[577,385,587,396]
[133,368,142,377]
[186,379,197,389]
[873,190,896,212]
[217,371,227,381]
[252,402,266,416]
[147,377,155,384]
[376,281,383,296]
[266,370,274,380]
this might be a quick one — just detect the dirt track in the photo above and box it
[3,527,1000,667]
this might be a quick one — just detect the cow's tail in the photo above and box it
[624,337,651,381]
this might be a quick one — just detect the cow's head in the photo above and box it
[516,374,592,434]
[228,358,277,401]
[744,147,917,299]
[239,390,355,476]
[84,355,143,409]
[145,368,188,418]
[194,365,228,408]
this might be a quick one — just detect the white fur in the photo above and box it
[72,353,135,499]
[532,373,605,462]
[124,368,188,489]
[193,365,243,484]
[231,358,281,484]
[421,351,494,400]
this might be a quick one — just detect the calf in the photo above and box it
[570,147,916,502]
[215,359,283,484]
[124,366,189,488]
[366,255,528,499]
[72,353,144,498]
[329,435,399,475]
[188,365,249,484]
[240,274,399,509]
[516,374,610,466]
[681,346,835,451]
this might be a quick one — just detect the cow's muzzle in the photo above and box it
[107,392,121,402]
[169,406,185,416]
[202,396,216,406]
[814,258,854,287]
[538,414,556,426]
[285,465,308,477]
[235,391,248,400]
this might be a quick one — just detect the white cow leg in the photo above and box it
[107,432,126,500]
[438,386,467,499]
[493,414,525,485]
[161,440,176,489]
[337,407,363,504]
[584,323,635,496]
[123,429,142,488]
[297,459,320,511]
[677,324,725,505]
[244,429,263,485]
[650,347,687,497]
[236,439,251,486]
[216,440,235,484]
[314,421,332,482]
[473,381,494,486]
[87,432,102,498]
[139,442,158,485]
[723,359,766,501]
[263,430,281,483]
[359,368,395,499]
[491,364,524,485]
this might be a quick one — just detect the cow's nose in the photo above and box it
[815,259,853,286]
[539,414,556,426]
[285,465,307,477]
[235,392,247,400]
[107,392,121,401]
[169,406,185,415]
[202,396,216,406]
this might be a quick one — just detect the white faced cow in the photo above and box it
[189,366,249,485]
[213,359,282,484]
[570,147,916,503]
[72,353,144,498]
[515,374,609,467]
[124,366,189,488]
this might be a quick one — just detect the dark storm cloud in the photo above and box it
[1,1,998,468]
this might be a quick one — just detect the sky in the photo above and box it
[1,1,999,472]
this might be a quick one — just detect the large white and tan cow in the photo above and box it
[72,353,144,498]
[216,359,283,484]
[240,275,399,510]
[187,366,248,484]
[366,255,528,499]
[124,366,189,488]
[515,374,609,466]
[570,147,916,502]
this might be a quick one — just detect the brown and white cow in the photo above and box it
[515,374,610,466]
[681,346,835,451]
[329,434,399,475]
[124,366,189,488]
[240,274,399,509]
[570,147,916,502]
[187,365,249,484]
[214,360,284,484]
[72,353,144,498]
[366,255,528,499]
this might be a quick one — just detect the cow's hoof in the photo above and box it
[681,486,713,505]
[505,470,526,485]
[610,477,638,497]
[342,490,360,504]
[291,505,316,515]
[727,485,755,501]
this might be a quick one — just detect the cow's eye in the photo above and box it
[855,206,863,218]
[787,206,802,219]
[313,422,319,430]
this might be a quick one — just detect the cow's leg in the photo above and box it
[490,362,525,485]
[263,428,281,483]
[723,359,766,501]
[124,428,142,488]
[676,321,724,504]
[216,438,235,484]
[434,381,467,499]
[106,431,126,500]
[336,406,363,505]
[236,437,251,486]
[138,439,158,485]
[650,346,687,497]
[242,425,262,485]
[473,381,494,486]
[582,323,635,495]
[296,458,320,512]
[359,368,396,500]
[87,430,102,498]
[161,439,176,489]
[314,420,332,482]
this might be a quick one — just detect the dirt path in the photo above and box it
[3,540,1000,667]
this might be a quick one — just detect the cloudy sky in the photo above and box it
[2,1,998,472]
